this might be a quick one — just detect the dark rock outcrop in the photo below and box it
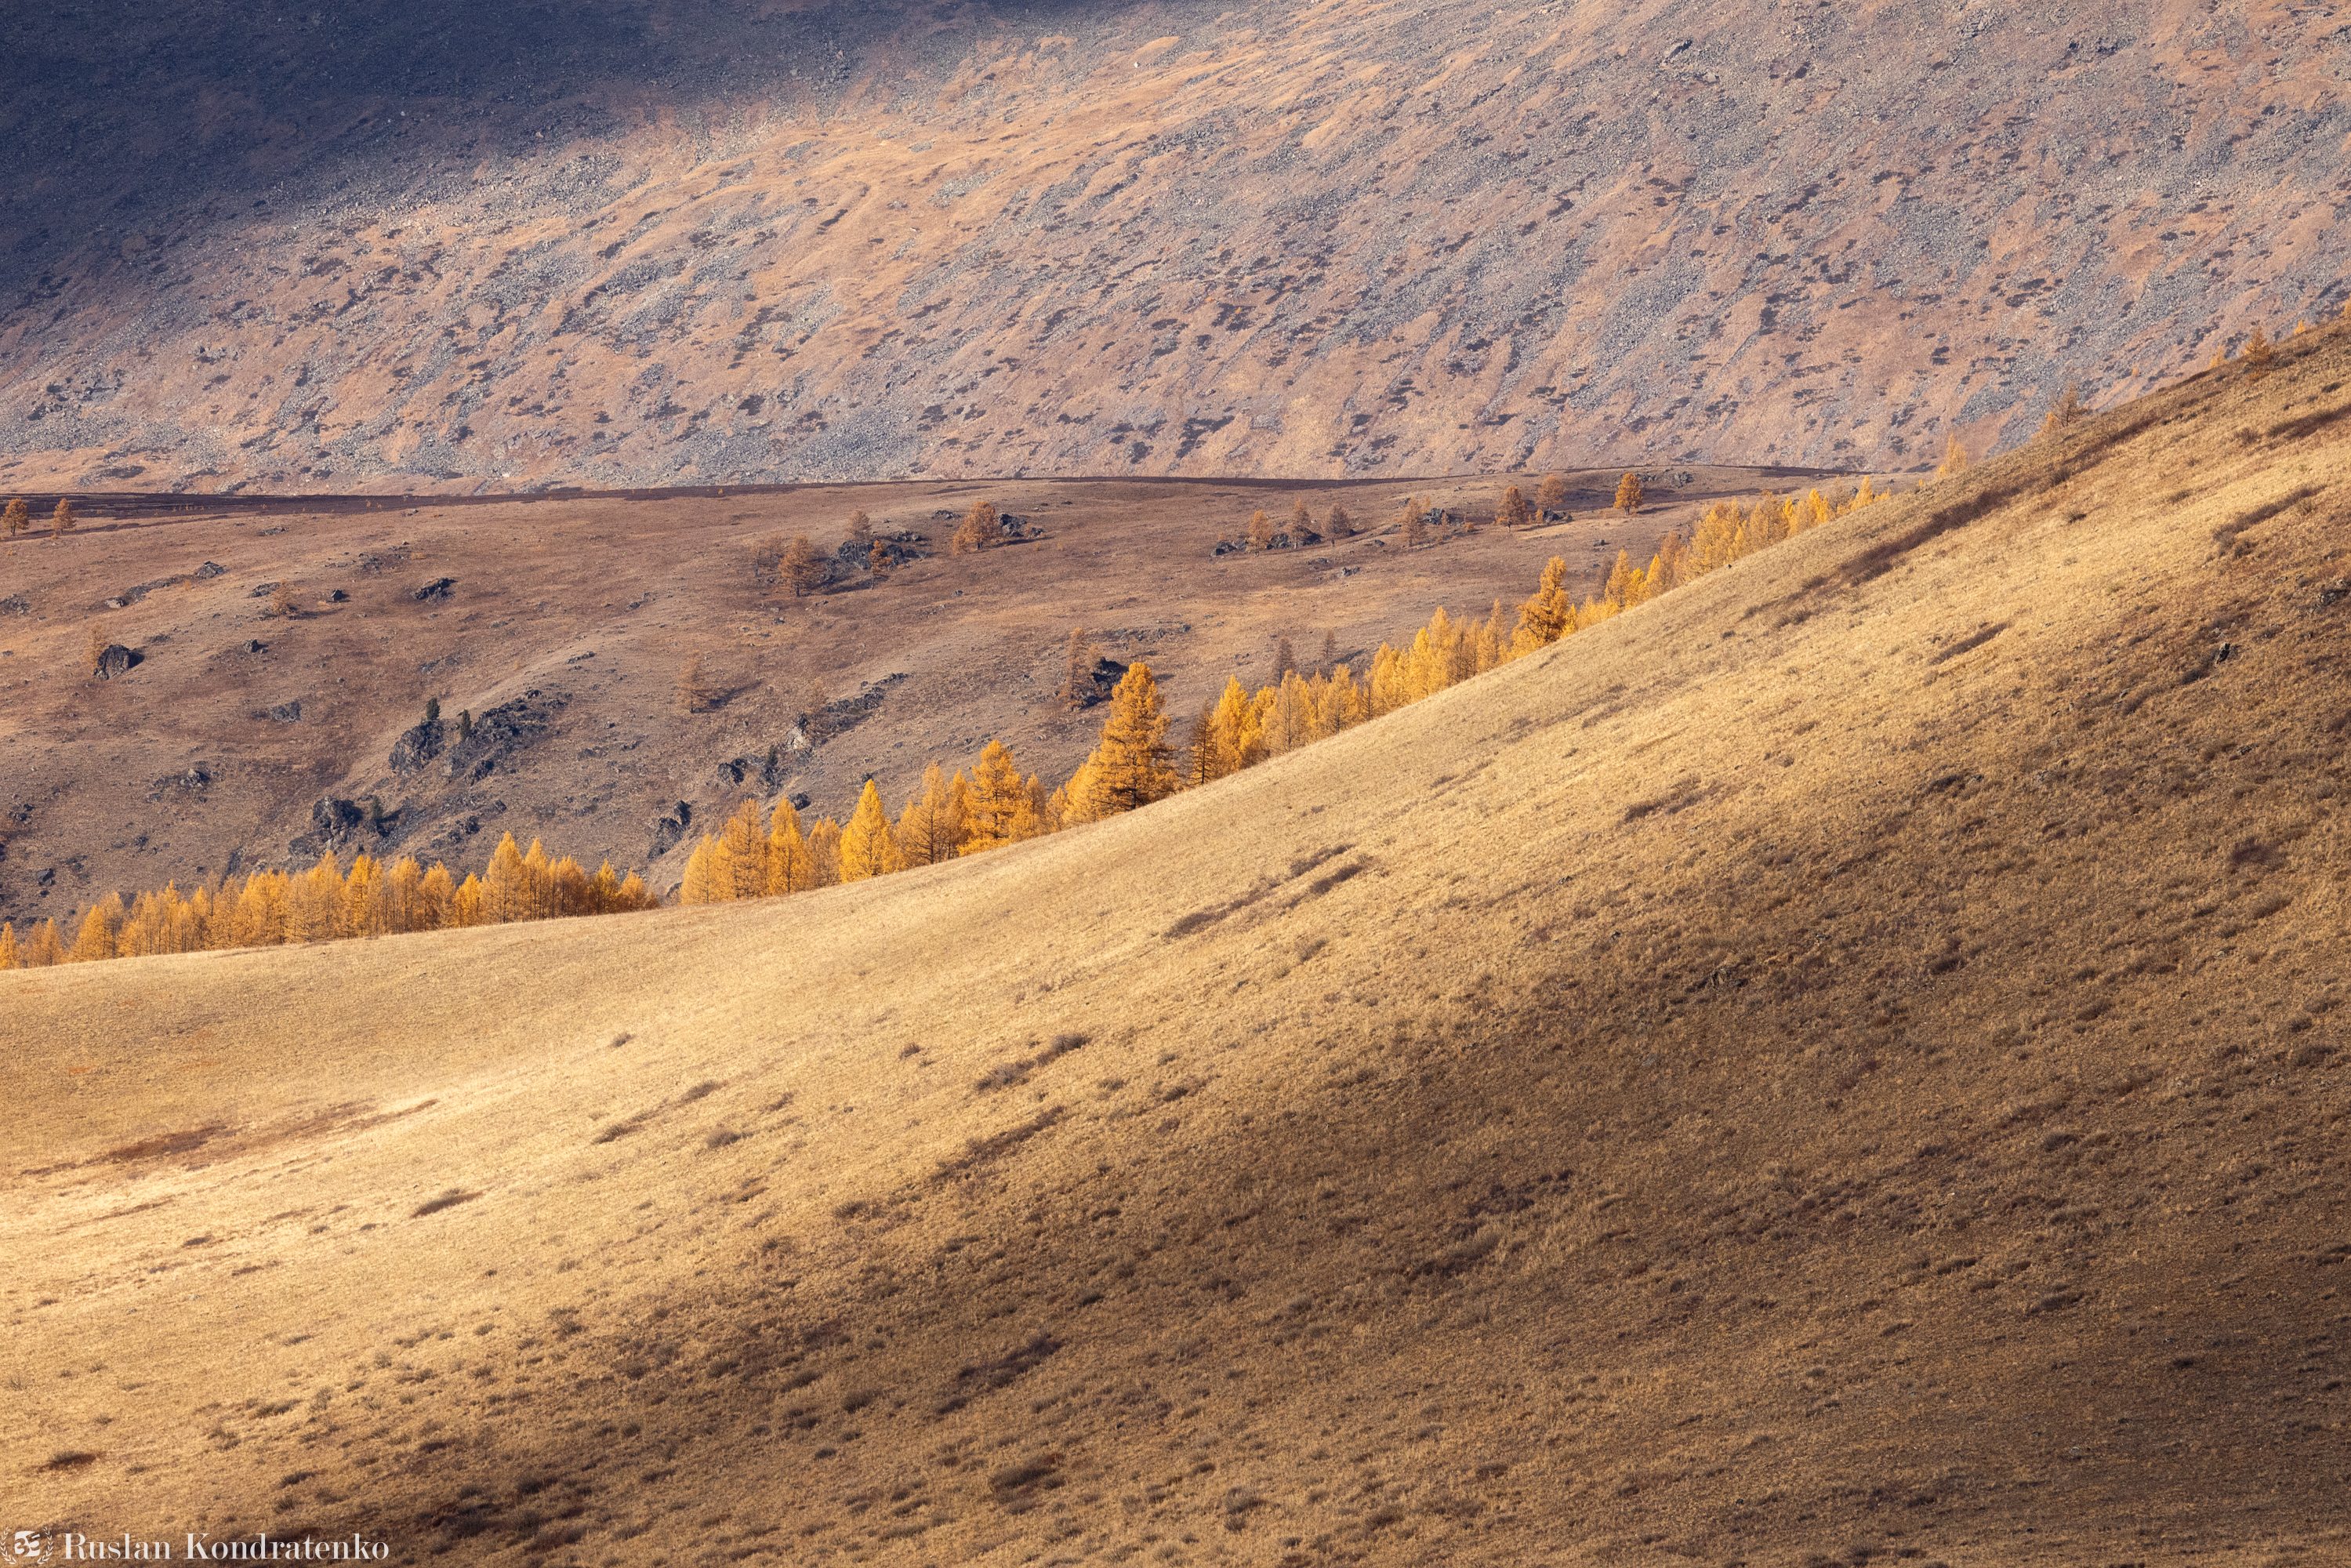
[93,643,138,680]
[267,699,303,722]
[412,577,457,601]
[390,718,447,775]
[648,800,693,858]
[0,593,28,615]
[441,691,562,781]
[310,797,365,846]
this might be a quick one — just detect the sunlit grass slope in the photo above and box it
[9,327,2351,1566]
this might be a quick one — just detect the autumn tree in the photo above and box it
[68,892,124,963]
[0,921,15,969]
[1325,503,1353,538]
[1514,557,1574,648]
[2242,325,2274,378]
[781,535,827,597]
[2,498,27,540]
[50,499,76,539]
[1059,626,1091,707]
[896,763,969,867]
[1536,473,1569,514]
[2041,382,2087,435]
[1402,497,1428,550]
[1936,435,1971,479]
[847,509,873,550]
[1613,472,1645,514]
[1497,484,1533,531]
[1319,628,1338,673]
[1275,635,1297,678]
[677,654,714,713]
[963,740,1033,855]
[1289,499,1313,537]
[953,501,999,554]
[1246,509,1275,551]
[269,583,297,619]
[765,800,816,893]
[840,779,903,880]
[1072,661,1177,818]
[868,539,894,578]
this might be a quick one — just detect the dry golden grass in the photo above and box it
[7,330,2351,1565]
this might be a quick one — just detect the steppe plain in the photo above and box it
[8,313,2351,1567]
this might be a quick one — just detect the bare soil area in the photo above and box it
[6,327,2349,1565]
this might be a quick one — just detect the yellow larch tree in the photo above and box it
[897,763,969,867]
[1614,472,1645,514]
[840,780,904,880]
[1073,661,1178,818]
[765,800,815,892]
[963,741,1033,855]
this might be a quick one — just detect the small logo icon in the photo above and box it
[8,1534,51,1564]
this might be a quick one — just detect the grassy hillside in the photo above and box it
[8,325,2350,1565]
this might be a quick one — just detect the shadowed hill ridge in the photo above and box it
[8,329,2351,1564]
[3,0,2348,491]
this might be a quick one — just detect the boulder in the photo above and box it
[0,593,28,615]
[412,576,457,601]
[241,639,267,654]
[310,797,365,845]
[648,800,693,858]
[193,561,226,579]
[93,644,140,680]
[389,717,446,775]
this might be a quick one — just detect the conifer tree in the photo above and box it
[615,870,655,909]
[953,502,998,554]
[519,839,557,918]
[417,862,455,931]
[2041,383,2087,434]
[1515,557,1574,647]
[269,583,297,619]
[963,740,1029,854]
[680,836,727,905]
[1613,472,1645,514]
[2,496,27,540]
[25,917,63,967]
[589,859,622,913]
[51,499,77,540]
[448,873,487,927]
[1203,675,1257,781]
[868,539,894,578]
[805,818,844,888]
[2243,325,2274,377]
[766,800,815,892]
[1497,484,1533,530]
[782,535,826,596]
[677,655,713,713]
[721,801,767,900]
[1319,628,1338,673]
[840,780,902,880]
[1604,549,1639,608]
[1275,635,1297,678]
[1536,472,1569,514]
[343,853,382,938]
[67,893,123,962]
[1074,661,1177,817]
[551,855,592,917]
[1325,503,1353,538]
[847,509,873,550]
[1247,509,1275,551]
[896,763,967,866]
[0,920,14,970]
[1060,626,1091,707]
[386,855,425,933]
[481,833,530,923]
[1289,498,1313,536]
[1403,497,1428,550]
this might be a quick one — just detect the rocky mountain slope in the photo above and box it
[9,325,2350,1566]
[0,464,1789,928]
[3,0,2346,493]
